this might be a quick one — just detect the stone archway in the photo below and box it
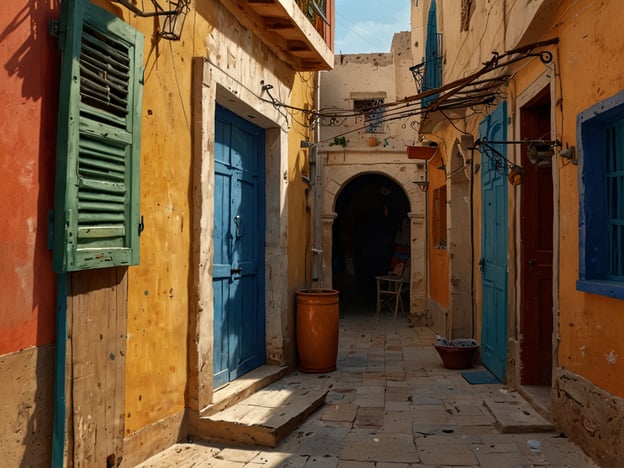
[319,151,428,324]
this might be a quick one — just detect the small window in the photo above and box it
[353,98,384,133]
[52,0,144,272]
[577,90,624,299]
[433,186,447,249]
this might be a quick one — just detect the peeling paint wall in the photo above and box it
[552,368,624,467]
[0,346,54,467]
[0,3,58,355]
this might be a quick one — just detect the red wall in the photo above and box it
[0,2,60,354]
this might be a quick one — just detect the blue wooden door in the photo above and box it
[213,105,265,388]
[479,101,508,381]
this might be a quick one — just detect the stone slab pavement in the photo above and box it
[138,308,599,467]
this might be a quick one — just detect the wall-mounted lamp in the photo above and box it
[112,0,190,40]
[507,165,525,186]
[300,140,316,148]
[437,164,446,171]
[559,145,577,165]
[413,179,429,192]
[527,142,556,167]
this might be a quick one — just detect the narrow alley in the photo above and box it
[138,304,597,467]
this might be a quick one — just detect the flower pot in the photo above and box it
[296,289,339,373]
[433,341,479,369]
[406,145,439,159]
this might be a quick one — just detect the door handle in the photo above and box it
[230,267,243,274]
[528,259,536,268]
[234,215,242,238]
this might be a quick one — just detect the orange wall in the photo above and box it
[428,152,449,308]
[0,3,59,354]
[554,0,624,397]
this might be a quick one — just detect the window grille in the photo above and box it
[354,98,385,133]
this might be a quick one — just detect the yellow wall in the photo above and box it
[287,75,315,284]
[552,0,624,398]
[109,4,212,434]
[287,73,316,366]
[89,3,321,435]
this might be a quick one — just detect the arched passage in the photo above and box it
[332,174,411,308]
[319,155,429,324]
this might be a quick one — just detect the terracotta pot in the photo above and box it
[296,289,339,373]
[433,343,479,369]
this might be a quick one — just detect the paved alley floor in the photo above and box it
[138,304,599,468]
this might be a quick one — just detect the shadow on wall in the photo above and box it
[1,2,61,467]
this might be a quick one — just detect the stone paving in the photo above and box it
[138,306,600,467]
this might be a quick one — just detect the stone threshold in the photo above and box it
[193,365,328,447]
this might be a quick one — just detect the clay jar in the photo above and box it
[295,289,339,373]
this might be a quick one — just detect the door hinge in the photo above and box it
[48,19,59,37]
[478,257,485,271]
[47,210,55,250]
[138,215,145,236]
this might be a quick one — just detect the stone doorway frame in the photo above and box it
[318,152,428,323]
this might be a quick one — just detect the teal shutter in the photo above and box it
[53,0,144,272]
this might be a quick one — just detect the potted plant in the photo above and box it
[433,336,479,369]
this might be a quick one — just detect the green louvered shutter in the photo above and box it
[53,0,144,272]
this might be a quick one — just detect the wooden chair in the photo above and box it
[376,262,408,320]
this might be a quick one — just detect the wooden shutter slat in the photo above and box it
[82,27,131,68]
[79,178,126,194]
[78,200,125,212]
[78,211,126,222]
[53,0,143,272]
[78,225,126,239]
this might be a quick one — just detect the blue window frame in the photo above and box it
[577,90,624,299]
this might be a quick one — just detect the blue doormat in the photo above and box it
[461,369,501,385]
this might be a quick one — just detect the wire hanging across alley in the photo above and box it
[259,38,559,143]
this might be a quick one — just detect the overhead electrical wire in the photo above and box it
[259,38,559,142]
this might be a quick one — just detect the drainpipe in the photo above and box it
[311,72,323,287]
[52,274,68,467]
[423,162,430,319]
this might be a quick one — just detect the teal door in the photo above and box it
[213,105,265,388]
[479,101,508,381]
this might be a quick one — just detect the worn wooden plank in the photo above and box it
[70,268,127,466]
[112,267,127,466]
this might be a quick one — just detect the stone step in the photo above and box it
[195,378,328,447]
[483,393,555,433]
[200,365,289,417]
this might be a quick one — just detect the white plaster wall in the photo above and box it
[317,32,429,321]
[321,32,419,151]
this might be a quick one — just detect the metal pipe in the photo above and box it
[51,274,68,467]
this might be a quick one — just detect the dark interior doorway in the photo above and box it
[332,174,410,310]
[520,87,554,387]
